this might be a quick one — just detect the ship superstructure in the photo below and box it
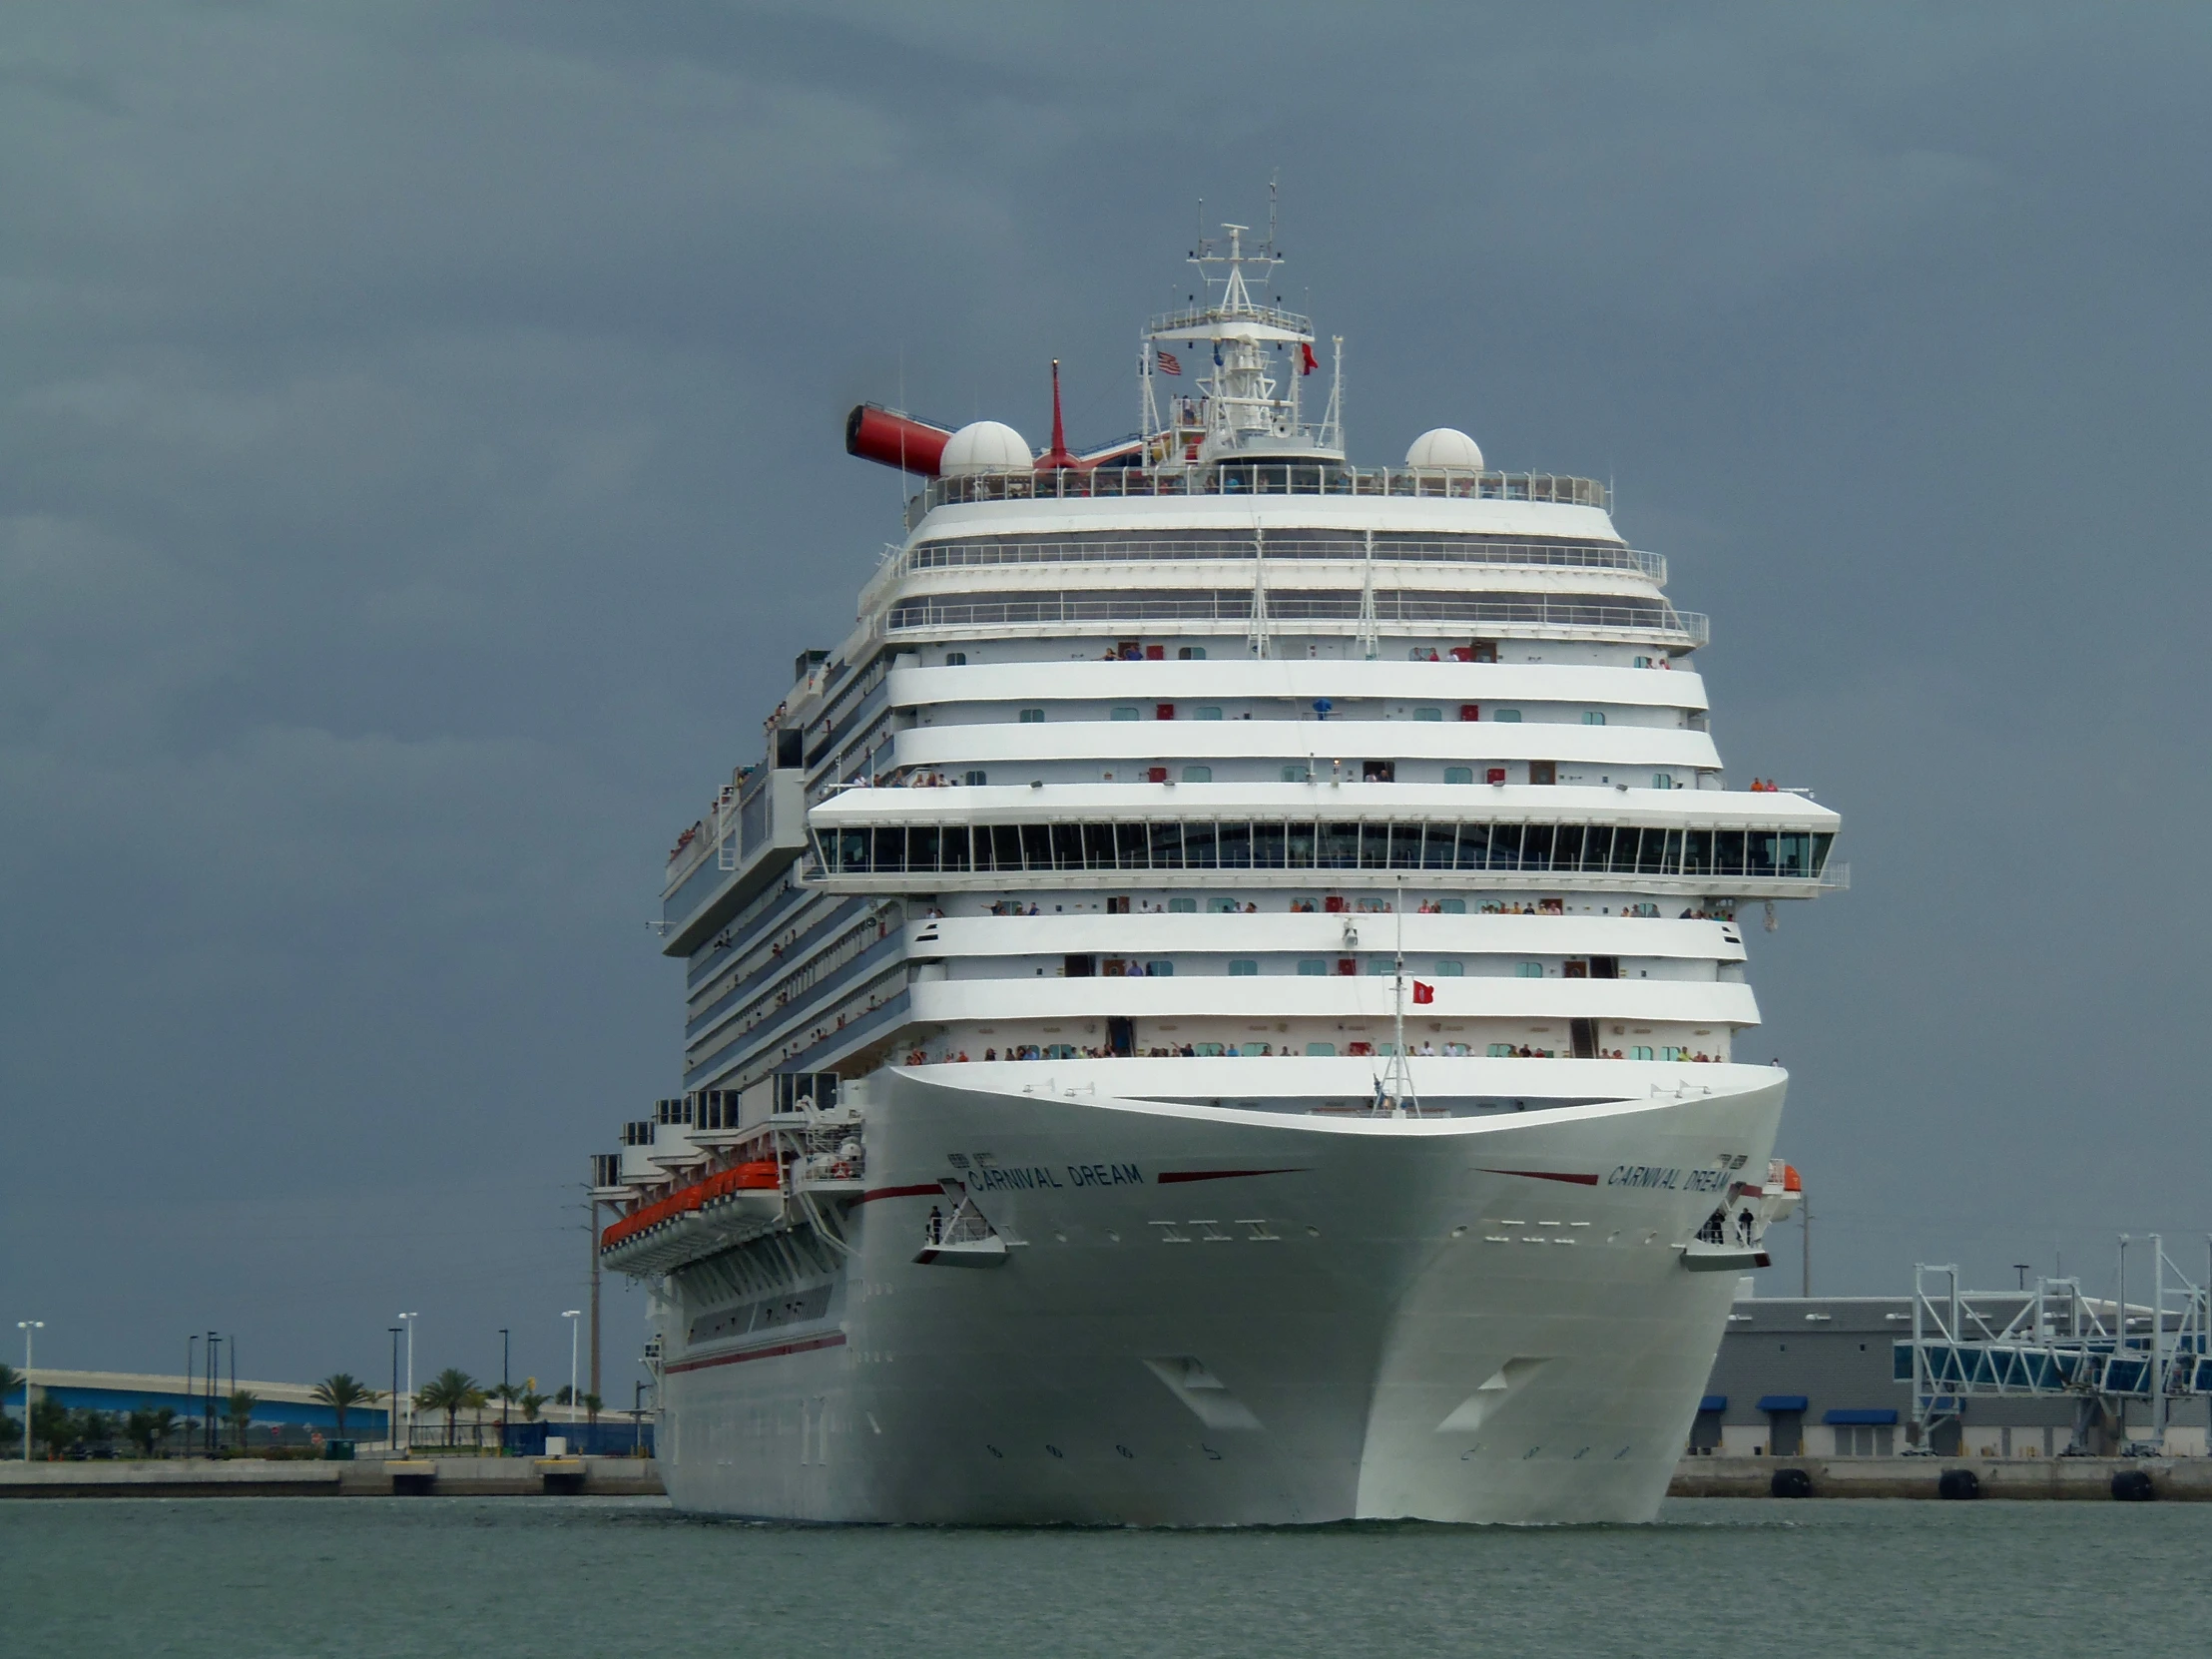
[591,222,1839,1524]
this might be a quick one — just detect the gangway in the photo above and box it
[1898,1237,2212,1454]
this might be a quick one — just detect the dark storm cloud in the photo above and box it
[4,1,2208,1384]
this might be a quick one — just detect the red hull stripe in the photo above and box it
[665,1333,847,1375]
[1156,1168,1307,1185]
[1477,1167,1601,1186]
[857,1183,945,1204]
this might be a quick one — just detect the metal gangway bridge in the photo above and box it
[1898,1236,2212,1454]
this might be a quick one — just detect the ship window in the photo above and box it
[1493,709,1521,723]
[1217,822,1252,867]
[1386,825,1421,868]
[1252,823,1287,867]
[871,828,904,871]
[1443,766,1473,785]
[1151,823,1184,867]
[1368,958,1393,974]
[1183,823,1218,866]
[1281,764,1311,783]
[990,825,1024,871]
[1633,656,1653,669]
[1178,646,1207,660]
[1306,1042,1337,1056]
[1583,711,1606,725]
[1083,824,1118,869]
[944,652,967,666]
[1112,707,1140,722]
[1316,822,1358,868]
[1197,706,1224,721]
[908,827,939,871]
[1487,1043,1516,1057]
[1115,823,1150,868]
[1229,959,1258,976]
[1414,707,1442,722]
[1517,962,1544,978]
[1298,959,1327,976]
[1528,762,1556,787]
[1361,760,1395,784]
[1439,897,1465,913]
[1652,773,1673,791]
[1146,960,1175,976]
[1168,896,1198,913]
[940,826,970,872]
[1209,896,1241,913]
[1359,826,1390,870]
[836,829,869,872]
[1632,1046,1655,1061]
[1050,824,1083,869]
[1182,766,1213,783]
[1434,960,1463,976]
[1019,708,1045,724]
[1422,825,1456,867]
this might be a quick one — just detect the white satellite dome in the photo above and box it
[1403,427,1485,471]
[938,420,1033,476]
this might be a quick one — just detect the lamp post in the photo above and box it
[207,1334,223,1452]
[16,1322,42,1461]
[499,1328,511,1453]
[388,1327,402,1454]
[562,1310,582,1440]
[397,1313,417,1452]
[185,1334,200,1457]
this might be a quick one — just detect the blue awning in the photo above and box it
[1756,1394,1810,1413]
[1697,1395,1727,1413]
[1822,1407,1899,1426]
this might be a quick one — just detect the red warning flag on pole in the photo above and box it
[1300,341,1319,375]
[1411,981,1434,1004]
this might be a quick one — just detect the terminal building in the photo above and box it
[1700,1285,2211,1458]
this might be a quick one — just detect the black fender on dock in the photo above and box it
[1769,1467,1814,1498]
[2111,1467,2157,1501]
[1936,1467,1980,1500]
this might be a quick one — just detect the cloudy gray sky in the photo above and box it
[6,2,2209,1392]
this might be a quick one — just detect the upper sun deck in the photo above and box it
[907,461,1610,531]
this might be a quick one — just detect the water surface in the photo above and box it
[5,1495,2206,1657]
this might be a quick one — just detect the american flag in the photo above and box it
[1155,348,1182,376]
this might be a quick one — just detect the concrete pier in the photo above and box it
[1671,1455,2212,1500]
[0,1456,664,1499]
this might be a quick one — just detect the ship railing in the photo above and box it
[899,535,1665,582]
[1145,299,1315,337]
[880,591,1707,647]
[911,465,1609,527]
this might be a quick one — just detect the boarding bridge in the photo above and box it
[1897,1242,2212,1454]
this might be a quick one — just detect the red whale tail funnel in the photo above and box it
[844,404,953,477]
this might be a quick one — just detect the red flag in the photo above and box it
[1411,981,1434,1004]
[1300,341,1319,375]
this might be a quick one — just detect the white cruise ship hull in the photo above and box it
[654,1063,1784,1524]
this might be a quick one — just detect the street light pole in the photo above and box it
[499,1328,511,1453]
[186,1334,199,1458]
[207,1335,222,1452]
[562,1310,582,1441]
[16,1322,42,1461]
[397,1313,417,1452]
[388,1327,402,1454]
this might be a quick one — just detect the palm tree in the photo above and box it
[311,1373,373,1439]
[415,1369,484,1446]
[581,1391,603,1425]
[29,1398,72,1458]
[125,1406,178,1457]
[517,1388,547,1423]
[223,1391,258,1452]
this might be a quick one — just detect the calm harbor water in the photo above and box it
[6,1495,2208,1657]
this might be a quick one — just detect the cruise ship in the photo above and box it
[591,222,1840,1524]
